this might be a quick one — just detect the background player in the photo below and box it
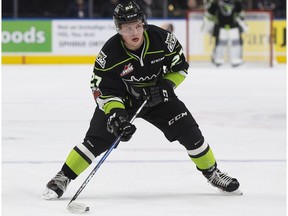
[203,0,248,67]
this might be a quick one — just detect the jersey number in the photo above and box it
[171,48,184,67]
[91,74,102,88]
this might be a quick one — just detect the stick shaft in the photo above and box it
[68,99,148,204]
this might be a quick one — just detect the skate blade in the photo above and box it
[219,188,243,196]
[41,188,58,200]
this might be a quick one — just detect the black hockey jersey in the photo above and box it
[91,24,189,115]
[208,0,244,29]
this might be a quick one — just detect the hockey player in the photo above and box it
[42,1,241,200]
[204,0,248,67]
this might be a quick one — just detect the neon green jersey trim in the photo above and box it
[163,72,186,87]
[104,101,125,114]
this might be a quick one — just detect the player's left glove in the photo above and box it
[140,79,176,106]
[107,111,136,142]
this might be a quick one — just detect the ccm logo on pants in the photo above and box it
[168,112,188,125]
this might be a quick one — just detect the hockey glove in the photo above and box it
[140,79,175,106]
[107,113,136,142]
[236,17,249,33]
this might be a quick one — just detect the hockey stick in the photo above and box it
[67,98,149,213]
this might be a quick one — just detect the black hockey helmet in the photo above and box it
[113,1,147,32]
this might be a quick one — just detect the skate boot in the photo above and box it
[204,168,241,194]
[211,57,223,67]
[41,171,71,200]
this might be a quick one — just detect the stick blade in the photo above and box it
[67,201,90,214]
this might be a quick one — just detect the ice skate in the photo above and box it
[41,171,71,200]
[211,56,224,67]
[204,168,242,195]
[231,59,244,67]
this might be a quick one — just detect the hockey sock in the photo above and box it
[62,142,96,179]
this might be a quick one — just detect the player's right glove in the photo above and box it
[139,79,176,106]
[107,112,136,142]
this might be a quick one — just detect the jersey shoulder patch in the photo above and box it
[165,32,177,52]
[146,25,177,53]
[95,34,124,70]
[96,50,107,69]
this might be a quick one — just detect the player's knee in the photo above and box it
[82,139,110,157]
[176,126,204,150]
[186,137,208,157]
[175,126,213,161]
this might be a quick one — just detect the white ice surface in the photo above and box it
[2,64,286,216]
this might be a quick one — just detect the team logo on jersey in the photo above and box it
[219,1,234,16]
[122,71,160,87]
[120,63,134,77]
[122,72,160,98]
[96,51,107,69]
[123,72,159,83]
[165,33,177,52]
